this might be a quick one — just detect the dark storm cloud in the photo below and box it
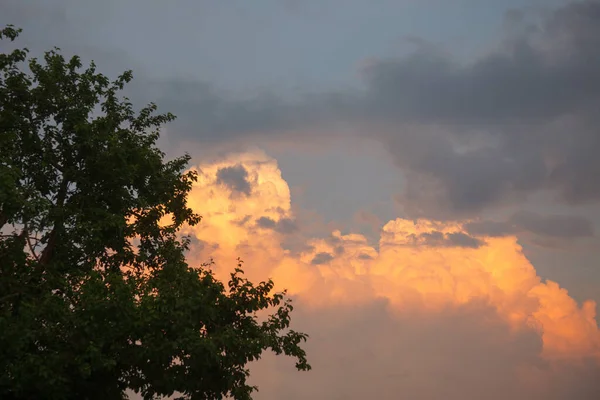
[234,215,253,227]
[360,5,600,125]
[146,81,290,141]
[311,252,335,265]
[189,238,219,253]
[408,231,484,249]
[446,232,485,248]
[466,211,594,239]
[255,216,299,234]
[369,0,600,217]
[255,216,277,230]
[465,220,518,237]
[215,164,251,195]
[141,81,352,143]
[510,211,594,238]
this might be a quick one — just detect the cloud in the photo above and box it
[510,211,594,239]
[249,300,600,400]
[359,0,600,125]
[255,216,299,235]
[263,1,600,219]
[6,0,600,220]
[146,0,600,220]
[177,151,600,400]
[215,164,252,196]
[466,211,594,240]
[406,230,484,249]
[310,252,335,265]
[465,220,520,237]
[369,0,600,217]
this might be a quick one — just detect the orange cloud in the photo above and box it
[182,150,600,368]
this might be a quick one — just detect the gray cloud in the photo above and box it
[310,252,334,265]
[215,164,251,196]
[408,231,484,249]
[510,211,594,238]
[188,238,219,254]
[147,81,290,141]
[372,1,600,217]
[255,216,277,230]
[234,215,253,227]
[255,216,299,235]
[446,232,485,248]
[465,220,519,237]
[333,245,345,255]
[144,81,354,143]
[360,5,600,125]
[466,211,594,239]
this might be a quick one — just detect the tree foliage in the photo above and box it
[0,25,310,400]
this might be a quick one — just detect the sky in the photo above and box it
[2,0,600,398]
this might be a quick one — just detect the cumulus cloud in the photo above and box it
[179,151,600,399]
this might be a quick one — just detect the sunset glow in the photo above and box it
[183,152,600,366]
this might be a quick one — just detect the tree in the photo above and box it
[0,26,310,400]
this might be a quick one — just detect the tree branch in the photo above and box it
[25,227,40,262]
[39,178,69,266]
[0,210,7,229]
